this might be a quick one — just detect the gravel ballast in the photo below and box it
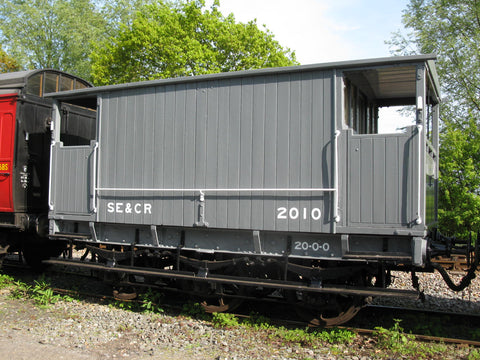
[1,269,480,359]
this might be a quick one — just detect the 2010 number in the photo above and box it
[277,207,322,220]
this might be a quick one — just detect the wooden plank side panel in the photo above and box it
[346,130,416,228]
[299,73,313,233]
[275,74,291,232]
[183,83,197,226]
[250,78,266,230]
[262,75,278,231]
[372,138,386,224]
[94,70,336,232]
[239,78,253,229]
[226,79,241,229]
[53,146,91,215]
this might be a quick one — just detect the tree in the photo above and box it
[391,0,480,124]
[0,0,107,79]
[90,0,297,85]
[438,117,480,236]
[391,0,480,236]
[0,44,19,72]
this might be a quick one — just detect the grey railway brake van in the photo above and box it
[46,54,439,267]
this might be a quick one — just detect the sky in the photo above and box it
[206,0,410,65]
[206,0,414,132]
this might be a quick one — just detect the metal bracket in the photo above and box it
[341,234,349,256]
[150,225,160,247]
[253,231,262,254]
[195,191,209,227]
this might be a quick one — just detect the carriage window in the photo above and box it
[377,106,415,133]
[44,73,59,94]
[26,73,43,96]
[343,78,377,134]
[75,81,88,90]
[343,66,420,134]
[60,102,97,146]
[60,76,74,91]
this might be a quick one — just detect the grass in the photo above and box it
[373,319,449,359]
[1,272,479,359]
[6,274,73,307]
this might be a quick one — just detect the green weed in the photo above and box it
[242,312,272,330]
[30,279,64,306]
[268,326,356,347]
[181,302,211,321]
[374,319,414,350]
[268,326,317,346]
[139,288,164,314]
[212,312,239,328]
[0,273,14,289]
[469,348,480,360]
[9,280,32,299]
[373,319,448,359]
[316,328,356,344]
[7,276,71,307]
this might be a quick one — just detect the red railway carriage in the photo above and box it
[0,94,16,213]
[0,70,91,256]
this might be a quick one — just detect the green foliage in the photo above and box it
[0,44,19,73]
[8,280,31,299]
[391,0,480,122]
[265,326,356,347]
[181,301,211,320]
[374,319,414,351]
[7,276,70,306]
[268,326,317,346]
[242,311,271,330]
[373,319,448,358]
[139,288,164,313]
[90,0,297,85]
[438,117,480,237]
[211,312,239,328]
[30,279,65,306]
[0,273,14,289]
[0,0,108,79]
[469,348,480,360]
[110,299,137,311]
[316,328,357,344]
[0,0,295,82]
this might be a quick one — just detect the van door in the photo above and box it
[0,94,17,212]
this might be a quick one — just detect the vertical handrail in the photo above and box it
[48,141,55,211]
[92,142,99,214]
[333,130,341,223]
[48,102,60,211]
[416,124,423,225]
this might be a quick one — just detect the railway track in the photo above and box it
[3,257,480,348]
[431,254,478,272]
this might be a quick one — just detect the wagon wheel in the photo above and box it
[293,293,368,326]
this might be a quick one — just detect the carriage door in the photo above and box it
[0,94,17,212]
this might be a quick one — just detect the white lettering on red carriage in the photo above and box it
[107,202,152,214]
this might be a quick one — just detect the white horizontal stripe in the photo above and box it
[96,187,336,193]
